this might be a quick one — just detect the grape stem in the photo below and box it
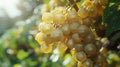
[69,0,79,11]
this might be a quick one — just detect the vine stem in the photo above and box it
[69,0,79,11]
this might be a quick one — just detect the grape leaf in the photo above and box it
[103,0,120,36]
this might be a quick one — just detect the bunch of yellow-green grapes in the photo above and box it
[35,0,108,67]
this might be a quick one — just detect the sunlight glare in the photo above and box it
[0,0,21,18]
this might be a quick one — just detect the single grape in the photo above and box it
[78,7,89,18]
[57,42,68,52]
[44,36,53,44]
[99,0,108,5]
[66,39,75,49]
[42,12,53,23]
[94,63,101,67]
[87,5,97,17]
[72,33,81,43]
[83,59,93,67]
[39,23,54,34]
[95,54,106,66]
[69,22,80,33]
[50,29,63,42]
[77,61,83,67]
[35,32,47,44]
[51,6,66,14]
[75,43,84,52]
[95,40,102,50]
[82,17,92,27]
[40,44,53,53]
[53,12,66,24]
[78,25,90,38]
[83,32,95,43]
[61,23,70,36]
[84,43,97,57]
[92,0,100,6]
[82,0,92,8]
[67,10,79,23]
[75,51,87,62]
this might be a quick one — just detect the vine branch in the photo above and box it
[69,0,79,11]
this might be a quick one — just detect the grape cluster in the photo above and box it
[35,0,108,67]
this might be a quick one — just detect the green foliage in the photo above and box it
[103,0,120,36]
[43,0,50,4]
[17,50,29,60]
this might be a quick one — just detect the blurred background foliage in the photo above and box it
[0,0,120,67]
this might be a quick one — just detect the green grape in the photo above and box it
[39,23,54,34]
[95,54,106,66]
[95,40,102,50]
[66,39,75,49]
[83,59,93,67]
[77,61,83,67]
[40,44,53,53]
[92,0,100,6]
[53,12,66,24]
[44,36,53,44]
[83,32,95,43]
[94,63,101,67]
[75,43,84,52]
[61,23,70,36]
[42,12,53,23]
[50,29,63,42]
[57,42,68,52]
[78,7,89,18]
[84,43,97,57]
[99,0,108,5]
[75,51,87,62]
[82,0,92,8]
[69,22,80,33]
[82,17,92,27]
[87,4,97,17]
[35,32,47,44]
[72,33,81,43]
[78,25,90,37]
[67,10,79,23]
[35,1,108,66]
[51,6,66,14]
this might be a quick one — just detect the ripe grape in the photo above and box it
[67,10,79,22]
[40,44,53,53]
[95,40,102,50]
[72,33,81,43]
[83,59,93,67]
[39,23,54,34]
[77,62,83,67]
[57,42,68,52]
[82,17,92,27]
[83,32,95,43]
[42,12,53,23]
[35,0,108,66]
[78,7,89,18]
[75,43,84,52]
[75,51,87,62]
[78,25,90,37]
[84,43,97,57]
[61,23,70,36]
[50,29,63,42]
[35,32,47,44]
[66,39,75,49]
[53,12,66,24]
[69,22,80,33]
